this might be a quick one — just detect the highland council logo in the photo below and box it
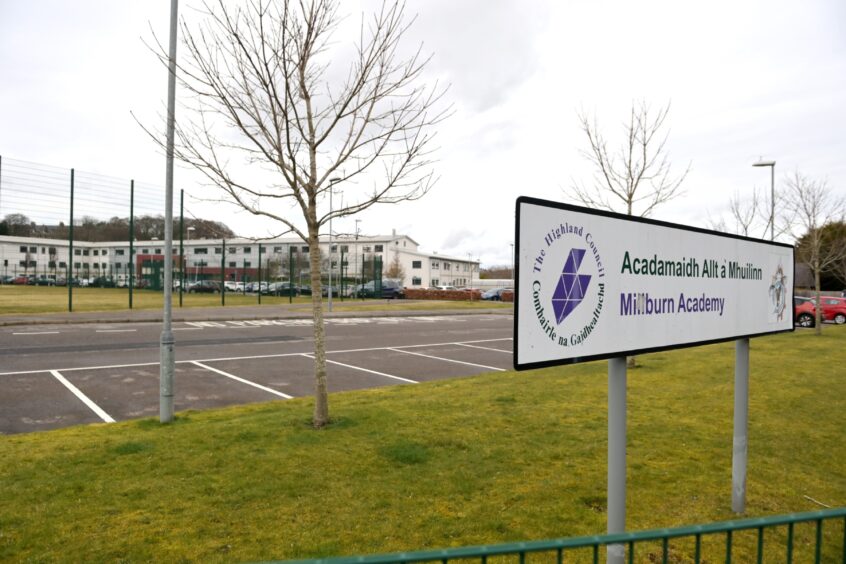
[531,221,606,348]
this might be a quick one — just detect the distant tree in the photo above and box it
[156,0,448,428]
[479,266,512,279]
[796,220,846,291]
[784,171,846,334]
[385,253,406,281]
[2,213,32,236]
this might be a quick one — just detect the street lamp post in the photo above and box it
[509,242,515,281]
[752,159,776,241]
[328,178,341,312]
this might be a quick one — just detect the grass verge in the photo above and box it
[0,285,510,315]
[0,329,843,562]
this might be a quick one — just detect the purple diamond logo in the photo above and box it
[551,249,592,324]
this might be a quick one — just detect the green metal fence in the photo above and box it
[278,508,846,564]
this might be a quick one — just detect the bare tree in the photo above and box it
[154,0,447,427]
[784,171,846,335]
[569,100,689,367]
[568,100,689,217]
[709,185,792,240]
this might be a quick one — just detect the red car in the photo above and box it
[815,297,846,325]
[794,297,816,327]
[12,275,32,285]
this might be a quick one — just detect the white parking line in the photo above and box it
[49,370,115,423]
[387,348,506,372]
[456,342,512,354]
[191,361,294,399]
[300,354,418,384]
[0,338,514,376]
[13,331,60,335]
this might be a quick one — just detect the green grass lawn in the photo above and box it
[0,285,510,315]
[0,329,844,562]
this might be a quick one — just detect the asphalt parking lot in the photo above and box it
[0,313,513,434]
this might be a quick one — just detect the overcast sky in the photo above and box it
[1,0,844,267]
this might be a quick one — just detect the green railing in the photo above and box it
[278,508,846,564]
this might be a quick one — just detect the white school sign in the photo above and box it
[514,197,794,370]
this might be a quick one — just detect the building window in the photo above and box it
[214,247,222,254]
[431,279,439,287]
[116,249,125,256]
[363,246,371,252]
[93,250,99,256]
[340,245,349,252]
[101,249,108,256]
[74,249,81,256]
[330,245,337,252]
[74,262,81,269]
[194,248,208,254]
[29,246,36,253]
[49,247,57,255]
[19,260,26,267]
[412,260,422,269]
[155,249,161,254]
[59,262,67,268]
[141,249,148,254]
[243,247,251,254]
[41,247,46,254]
[272,246,282,253]
[412,276,422,286]
[375,245,383,252]
[244,261,251,268]
[48,261,56,268]
[431,262,439,270]
[229,262,236,268]
[29,260,36,267]
[83,249,90,256]
[115,262,121,269]
[301,246,309,253]
[19,246,27,253]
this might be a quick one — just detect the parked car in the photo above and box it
[89,277,116,288]
[187,280,220,293]
[246,281,268,293]
[263,282,298,296]
[381,279,405,299]
[223,281,239,292]
[815,296,846,325]
[297,285,312,296]
[435,285,457,291]
[12,275,32,285]
[481,288,512,301]
[34,276,56,286]
[321,285,339,297]
[0,275,14,285]
[794,297,816,328]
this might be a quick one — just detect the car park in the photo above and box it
[263,282,298,296]
[0,275,14,284]
[34,277,56,286]
[12,275,33,285]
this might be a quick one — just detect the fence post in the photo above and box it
[68,168,74,312]
[257,244,262,304]
[288,245,294,304]
[129,180,134,309]
[179,189,184,307]
[221,238,226,306]
[732,338,750,513]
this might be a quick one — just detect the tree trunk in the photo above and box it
[814,265,822,336]
[308,225,330,427]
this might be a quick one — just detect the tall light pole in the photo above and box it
[752,159,776,241]
[160,0,179,424]
[327,178,341,312]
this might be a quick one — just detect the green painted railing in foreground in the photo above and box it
[278,508,846,564]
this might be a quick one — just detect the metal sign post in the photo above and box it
[607,357,627,564]
[732,338,750,513]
